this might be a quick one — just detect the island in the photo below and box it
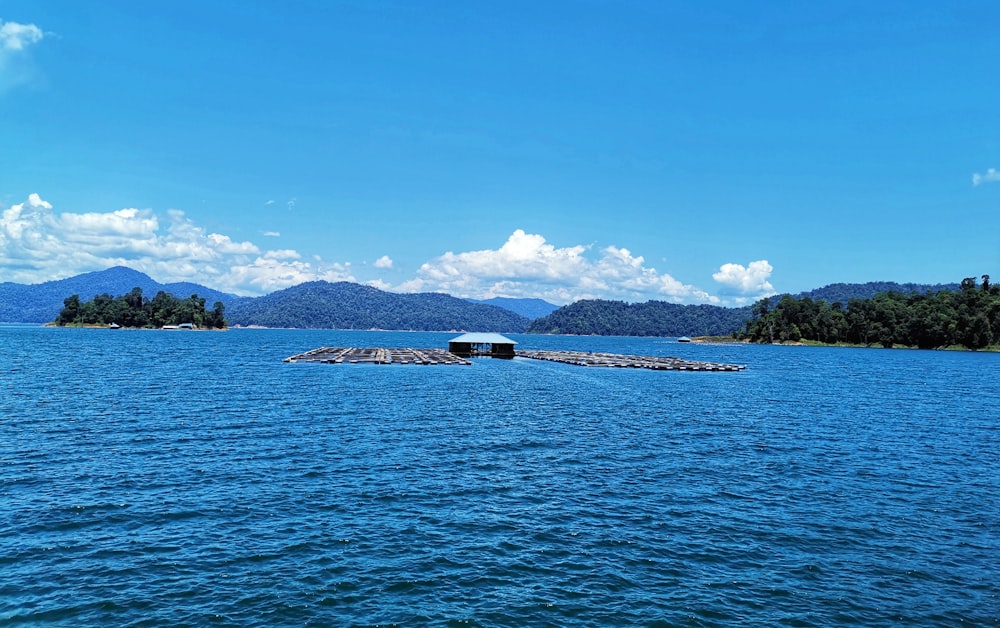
[53,287,227,330]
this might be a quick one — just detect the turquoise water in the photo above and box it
[2,326,997,626]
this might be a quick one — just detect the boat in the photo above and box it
[677,336,692,342]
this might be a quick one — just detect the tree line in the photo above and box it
[743,275,999,350]
[55,287,227,329]
[526,299,752,337]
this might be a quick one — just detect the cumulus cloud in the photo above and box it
[0,193,353,295]
[0,19,43,51]
[1,197,776,305]
[712,260,776,302]
[403,229,719,304]
[972,168,1000,186]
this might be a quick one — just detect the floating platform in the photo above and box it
[515,349,746,371]
[284,347,472,365]
[284,347,746,371]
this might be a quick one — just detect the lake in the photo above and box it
[1,326,997,626]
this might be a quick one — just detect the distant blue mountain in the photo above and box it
[468,297,559,320]
[0,266,242,323]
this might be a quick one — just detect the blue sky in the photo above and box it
[1,1,998,304]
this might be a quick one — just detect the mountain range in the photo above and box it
[0,266,532,332]
[0,266,962,334]
[0,267,237,325]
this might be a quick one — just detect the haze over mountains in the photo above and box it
[0,266,962,334]
[468,297,559,320]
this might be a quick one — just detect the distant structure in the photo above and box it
[447,333,517,358]
[284,332,747,371]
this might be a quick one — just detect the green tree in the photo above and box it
[56,294,81,325]
[205,301,227,329]
[52,289,225,329]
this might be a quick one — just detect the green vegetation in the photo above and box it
[526,300,752,337]
[794,280,959,303]
[54,287,227,329]
[224,281,529,331]
[743,275,999,350]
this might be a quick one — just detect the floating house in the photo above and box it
[284,336,746,371]
[283,331,747,371]
[447,332,517,359]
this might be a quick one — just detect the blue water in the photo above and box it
[1,326,997,626]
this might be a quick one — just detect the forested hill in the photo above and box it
[744,276,998,349]
[0,266,239,323]
[526,300,752,337]
[225,281,530,332]
[0,266,969,332]
[794,281,959,303]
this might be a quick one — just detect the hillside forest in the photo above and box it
[526,300,751,337]
[742,275,1000,350]
[54,288,227,329]
[223,281,529,332]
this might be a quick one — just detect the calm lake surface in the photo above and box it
[2,326,997,626]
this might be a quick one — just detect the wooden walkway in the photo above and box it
[515,349,746,371]
[284,347,472,365]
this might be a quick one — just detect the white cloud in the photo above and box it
[0,197,776,305]
[972,168,1000,186]
[0,193,354,295]
[26,192,50,208]
[0,19,45,92]
[415,229,588,286]
[262,249,301,260]
[712,260,776,301]
[403,229,720,305]
[0,20,43,51]
[223,255,352,294]
[262,231,280,237]
[206,232,260,255]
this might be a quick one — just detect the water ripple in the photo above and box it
[2,329,998,625]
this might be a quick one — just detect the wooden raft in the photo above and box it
[515,349,746,372]
[284,347,472,365]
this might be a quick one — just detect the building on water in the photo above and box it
[447,333,518,359]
